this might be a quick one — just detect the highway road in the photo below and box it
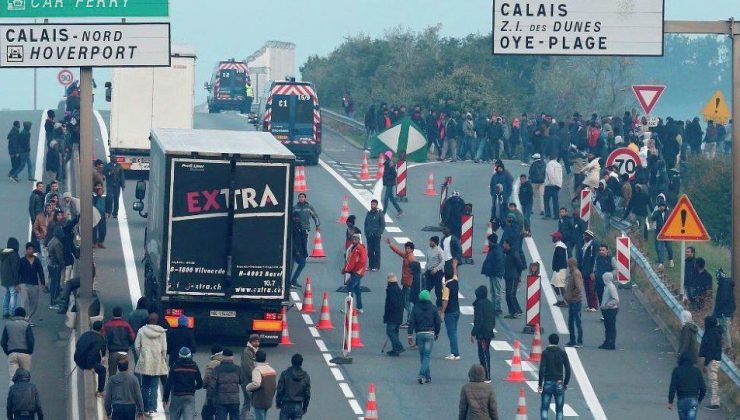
[1,107,724,419]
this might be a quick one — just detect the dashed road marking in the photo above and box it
[308,326,320,338]
[302,313,314,325]
[394,236,411,243]
[526,381,579,416]
[460,306,474,315]
[506,359,536,371]
[315,339,328,352]
[348,399,364,415]
[412,249,425,257]
[339,382,355,399]
[330,367,345,381]
[323,352,337,367]
[491,340,514,351]
[385,226,402,233]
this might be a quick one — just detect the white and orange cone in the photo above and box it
[506,340,525,382]
[376,153,385,180]
[365,383,378,420]
[310,229,327,258]
[515,387,528,420]
[294,166,307,192]
[317,292,334,330]
[301,277,315,313]
[337,195,350,223]
[279,307,293,346]
[359,151,371,181]
[350,308,364,348]
[481,222,493,253]
[424,172,437,196]
[528,324,542,362]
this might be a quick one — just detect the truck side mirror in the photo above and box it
[204,82,212,91]
[135,179,146,200]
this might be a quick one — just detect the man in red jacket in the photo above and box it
[342,234,367,313]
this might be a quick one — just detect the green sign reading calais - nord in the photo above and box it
[1,0,168,18]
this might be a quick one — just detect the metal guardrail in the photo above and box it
[599,210,740,387]
[322,108,365,131]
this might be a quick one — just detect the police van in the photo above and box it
[205,59,251,113]
[262,78,321,165]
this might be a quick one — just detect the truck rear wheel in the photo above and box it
[208,104,220,114]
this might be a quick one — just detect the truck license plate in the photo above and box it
[210,310,236,318]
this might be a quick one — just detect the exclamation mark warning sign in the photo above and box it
[657,194,710,241]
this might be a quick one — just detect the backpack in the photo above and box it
[529,161,546,184]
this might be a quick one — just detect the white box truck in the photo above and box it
[108,45,196,171]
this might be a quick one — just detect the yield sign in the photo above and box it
[632,85,665,115]
[657,194,710,241]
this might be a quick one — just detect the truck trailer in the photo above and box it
[141,128,294,343]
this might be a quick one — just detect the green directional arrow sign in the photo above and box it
[1,0,168,18]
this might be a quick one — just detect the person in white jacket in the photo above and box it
[599,272,619,350]
[135,312,168,416]
[543,156,563,219]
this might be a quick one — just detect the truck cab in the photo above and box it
[205,59,251,114]
[262,79,321,165]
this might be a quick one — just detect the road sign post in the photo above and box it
[330,295,354,365]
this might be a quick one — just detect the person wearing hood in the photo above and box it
[408,290,442,384]
[550,232,568,307]
[127,297,150,338]
[382,151,404,217]
[481,233,505,314]
[544,155,563,219]
[458,364,498,420]
[240,334,260,418]
[9,121,33,182]
[202,345,224,420]
[163,346,203,420]
[651,197,674,270]
[518,174,534,225]
[538,333,571,419]
[598,272,619,350]
[699,316,723,410]
[206,348,243,418]
[489,184,506,226]
[471,286,495,382]
[693,258,712,310]
[45,140,60,182]
[713,269,736,350]
[678,310,699,364]
[490,161,513,208]
[459,112,476,161]
[2,307,34,383]
[1,237,20,318]
[623,184,652,240]
[7,120,20,178]
[166,315,197,369]
[383,273,405,356]
[135,313,169,415]
[668,351,706,419]
[596,180,616,220]
[104,358,144,420]
[502,239,525,319]
[276,353,311,418]
[6,368,43,420]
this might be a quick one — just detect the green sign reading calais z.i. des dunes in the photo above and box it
[1,0,168,18]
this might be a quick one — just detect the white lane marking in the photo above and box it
[348,399,364,415]
[316,339,328,352]
[394,236,411,243]
[491,340,514,351]
[339,382,355,399]
[301,314,313,325]
[526,380,578,416]
[308,326,320,338]
[460,306,474,315]
[95,110,142,307]
[458,291,465,299]
[412,249,425,258]
[323,352,337,367]
[330,367,345,381]
[385,226,402,233]
[565,347,606,419]
[291,291,302,302]
[69,332,79,420]
[319,159,375,211]
[506,359,535,372]
[526,380,539,392]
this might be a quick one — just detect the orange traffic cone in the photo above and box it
[515,387,528,420]
[481,222,493,253]
[279,307,293,346]
[359,151,370,181]
[317,292,334,330]
[301,277,315,313]
[350,308,364,348]
[376,153,385,180]
[365,383,378,420]
[310,229,327,258]
[337,195,350,223]
[294,166,307,192]
[424,172,437,196]
[528,324,542,362]
[506,340,525,382]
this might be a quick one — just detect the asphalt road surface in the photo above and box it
[21,108,721,419]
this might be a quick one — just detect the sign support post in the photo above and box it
[680,240,686,298]
[79,67,94,301]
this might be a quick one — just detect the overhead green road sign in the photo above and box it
[2,0,168,18]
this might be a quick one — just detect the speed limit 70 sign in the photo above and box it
[607,147,642,181]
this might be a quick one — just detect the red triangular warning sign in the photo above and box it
[632,85,665,115]
[657,195,710,241]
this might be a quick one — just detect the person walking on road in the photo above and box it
[134,313,169,416]
[382,151,403,217]
[598,272,619,350]
[2,307,34,382]
[276,353,311,420]
[289,211,308,289]
[578,230,599,312]
[481,233,504,315]
[699,316,723,411]
[163,346,203,420]
[293,193,320,251]
[104,155,126,218]
[502,239,524,319]
[207,348,243,419]
[425,236,445,308]
[364,199,385,271]
[544,155,563,219]
[550,232,568,307]
[9,121,33,182]
[102,306,136,376]
[471,285,495,382]
[408,290,442,384]
[385,238,416,325]
[529,153,546,216]
[93,182,111,249]
[74,320,107,396]
[127,297,150,339]
[342,234,367,313]
[6,368,43,420]
[166,315,197,369]
[458,364,499,420]
[518,174,534,225]
[245,350,277,420]
[712,269,735,350]
[104,358,144,420]
[564,258,584,348]
[1,237,20,318]
[441,272,461,361]
[17,243,44,325]
[594,245,616,307]
[668,352,706,420]
[538,333,571,420]
[240,334,260,419]
[383,273,405,356]
[678,310,699,364]
[6,121,20,178]
[202,345,224,420]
